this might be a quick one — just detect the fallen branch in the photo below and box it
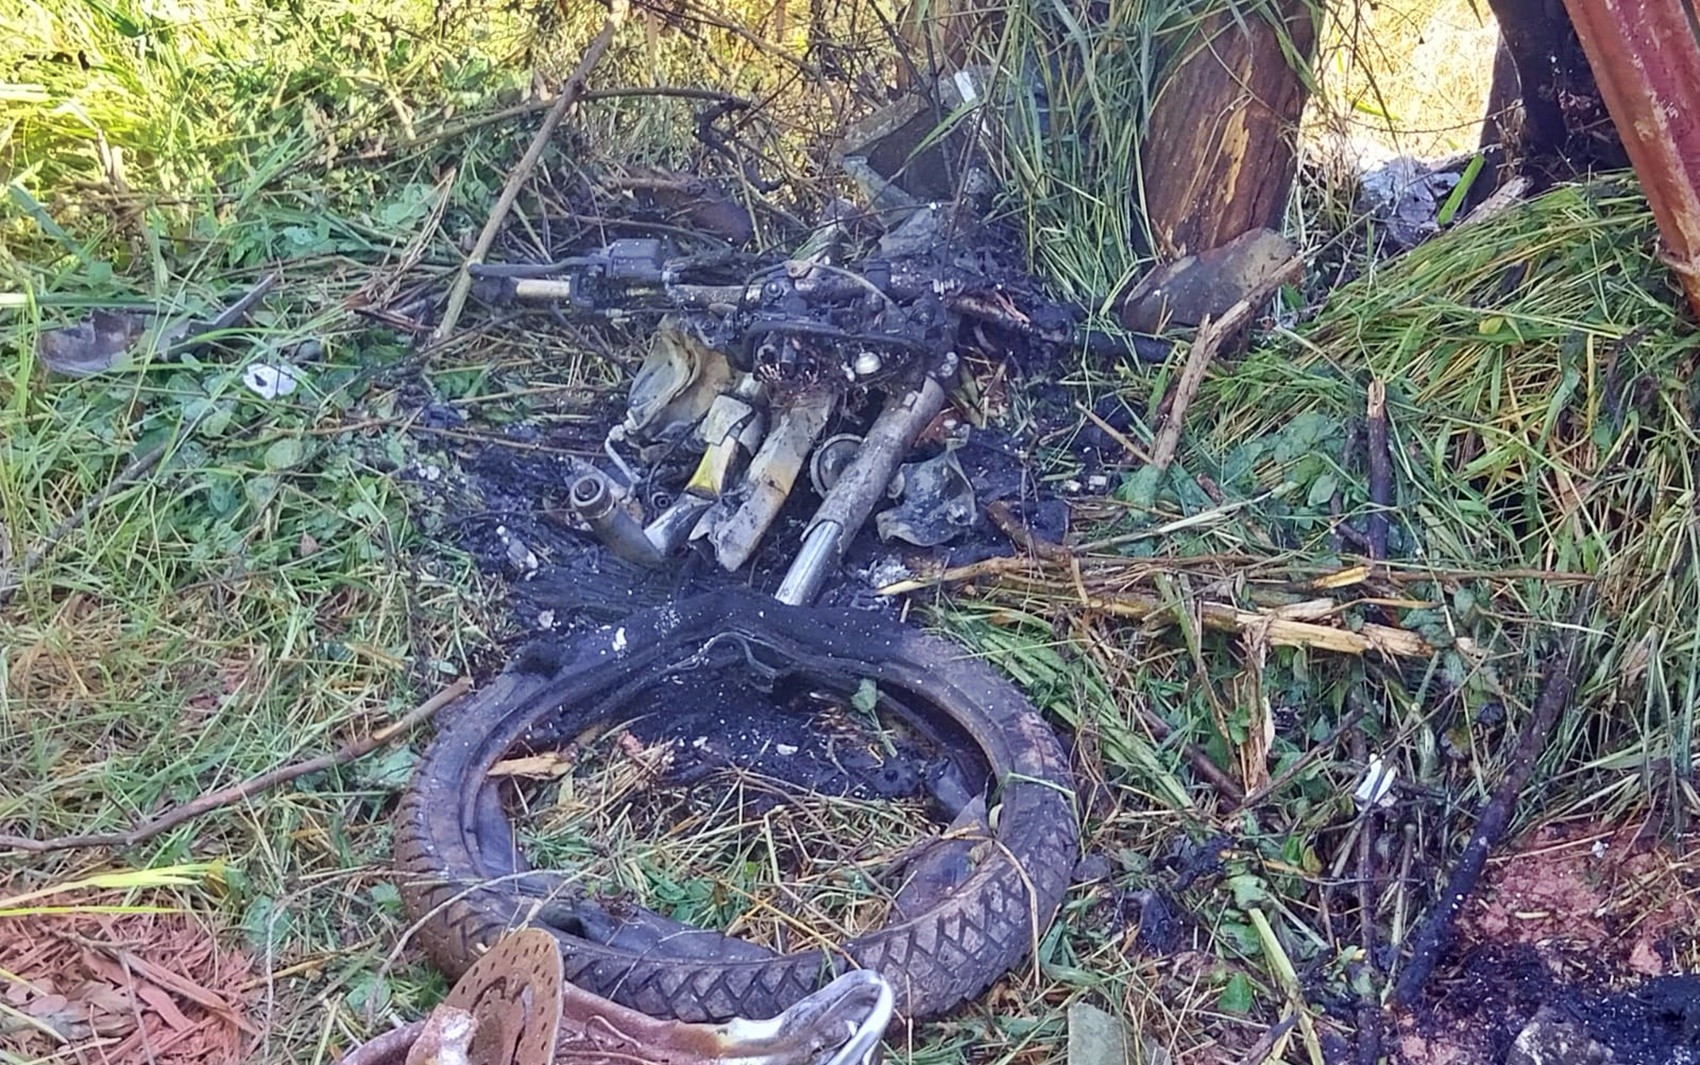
[1080,589,1459,659]
[1147,255,1303,476]
[886,570,1469,659]
[429,0,629,346]
[986,500,1071,561]
[1365,379,1392,562]
[0,677,471,854]
[1389,604,1588,1007]
[887,550,1596,598]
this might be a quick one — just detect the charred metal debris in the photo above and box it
[401,103,1149,622]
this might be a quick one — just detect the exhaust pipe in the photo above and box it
[569,472,665,566]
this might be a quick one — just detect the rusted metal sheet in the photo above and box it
[1561,0,1700,318]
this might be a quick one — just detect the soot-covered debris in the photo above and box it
[408,393,1084,639]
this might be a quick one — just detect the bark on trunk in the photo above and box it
[1137,0,1320,258]
[1479,0,1627,177]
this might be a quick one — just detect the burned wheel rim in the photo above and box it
[395,591,1079,1022]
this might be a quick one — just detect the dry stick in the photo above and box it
[0,678,471,854]
[1146,256,1304,476]
[1138,703,1246,805]
[1231,701,1368,811]
[1077,402,1153,464]
[429,0,629,347]
[1365,379,1392,562]
[1389,606,1589,1008]
[1350,727,1383,1065]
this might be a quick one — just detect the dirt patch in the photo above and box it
[0,910,258,1065]
[1396,820,1700,1064]
[1462,821,1698,978]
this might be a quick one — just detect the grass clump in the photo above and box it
[0,0,576,1057]
[520,732,935,951]
[931,176,1697,1048]
[1197,179,1698,814]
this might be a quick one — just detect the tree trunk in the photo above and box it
[1478,0,1626,178]
[1137,0,1320,258]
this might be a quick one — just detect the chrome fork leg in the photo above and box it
[775,375,947,606]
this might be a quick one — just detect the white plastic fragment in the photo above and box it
[1353,754,1398,810]
[952,68,980,105]
[495,525,539,577]
[242,362,302,399]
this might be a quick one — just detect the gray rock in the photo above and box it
[1506,1008,1615,1065]
[1117,228,1295,333]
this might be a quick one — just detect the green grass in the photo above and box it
[0,0,911,1057]
[0,0,560,1057]
[928,176,1699,1049]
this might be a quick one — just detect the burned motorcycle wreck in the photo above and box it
[468,218,1117,602]
[392,190,1102,1030]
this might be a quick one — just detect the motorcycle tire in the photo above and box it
[394,591,1079,1023]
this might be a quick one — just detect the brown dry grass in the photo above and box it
[520,729,938,953]
[1310,0,1501,159]
[0,910,259,1065]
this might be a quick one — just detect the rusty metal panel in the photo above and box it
[1561,0,1700,318]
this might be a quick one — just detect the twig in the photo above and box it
[1147,256,1303,475]
[986,499,1070,561]
[1138,704,1246,805]
[1365,379,1392,562]
[0,439,172,609]
[878,553,1038,595]
[1231,701,1369,810]
[0,678,471,854]
[1351,728,1383,1065]
[1389,602,1589,1007]
[1077,402,1153,464]
[429,0,628,347]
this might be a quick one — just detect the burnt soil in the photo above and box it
[1392,821,1699,1064]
